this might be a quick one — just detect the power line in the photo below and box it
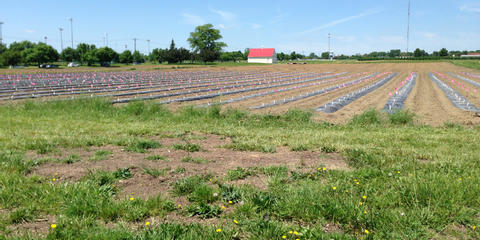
[59,27,63,51]
[69,18,73,48]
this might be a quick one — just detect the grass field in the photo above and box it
[0,98,479,239]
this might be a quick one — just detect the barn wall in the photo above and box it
[248,57,274,64]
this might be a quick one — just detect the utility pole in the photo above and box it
[133,38,137,63]
[44,36,47,44]
[406,0,411,56]
[59,27,64,51]
[125,44,127,50]
[105,33,108,47]
[0,22,3,45]
[69,18,73,48]
[147,39,150,54]
[328,33,332,60]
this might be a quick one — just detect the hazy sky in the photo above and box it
[1,0,479,55]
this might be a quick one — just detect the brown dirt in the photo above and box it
[30,133,349,199]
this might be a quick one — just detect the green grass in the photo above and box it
[0,99,479,239]
[450,60,480,71]
[172,143,202,152]
[142,166,170,177]
[145,155,168,161]
[181,156,209,164]
[89,150,112,162]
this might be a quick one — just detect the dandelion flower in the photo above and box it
[282,236,287,239]
[233,219,238,224]
[221,205,226,210]
[364,210,367,214]
[356,182,360,185]
[362,195,367,200]
[52,178,56,182]
[359,202,363,205]
[294,230,298,235]
[317,168,321,171]
[216,228,222,232]
[473,225,476,230]
[51,224,57,229]
[228,200,233,204]
[54,172,58,176]
[346,190,349,193]
[458,177,462,181]
[365,229,369,234]
[145,221,150,226]
[289,230,293,234]
[177,204,182,208]
[332,186,337,190]
[322,167,326,171]
[129,197,134,201]
[397,171,400,174]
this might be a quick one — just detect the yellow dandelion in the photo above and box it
[364,210,367,214]
[397,171,400,174]
[177,204,182,208]
[356,182,360,185]
[282,236,287,239]
[296,239,300,240]
[233,219,239,224]
[51,224,57,229]
[346,190,349,193]
[221,205,226,210]
[294,230,298,235]
[332,186,337,190]
[365,229,369,234]
[289,230,293,234]
[54,172,58,176]
[228,200,233,204]
[458,177,462,181]
[317,167,321,171]
[473,225,476,230]
[359,202,363,205]
[145,221,150,226]
[52,178,56,182]
[216,228,222,233]
[354,179,357,182]
[322,167,326,171]
[129,197,134,201]
[362,195,367,200]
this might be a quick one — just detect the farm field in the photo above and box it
[1,62,480,239]
[1,62,480,125]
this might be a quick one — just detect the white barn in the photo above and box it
[248,48,277,64]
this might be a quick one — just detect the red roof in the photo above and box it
[248,48,275,58]
[467,52,480,56]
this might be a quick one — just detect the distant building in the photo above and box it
[460,52,480,58]
[248,48,277,64]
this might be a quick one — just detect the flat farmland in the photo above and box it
[1,62,480,240]
[2,62,480,125]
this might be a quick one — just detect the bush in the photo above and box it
[126,139,161,153]
[389,110,415,125]
[349,109,383,126]
[173,143,201,152]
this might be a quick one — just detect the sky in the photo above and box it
[1,0,479,55]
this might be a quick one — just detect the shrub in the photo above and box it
[389,110,415,125]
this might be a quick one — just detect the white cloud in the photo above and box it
[182,13,207,25]
[25,29,36,33]
[460,4,480,13]
[217,24,227,29]
[251,23,262,29]
[300,8,383,34]
[210,8,236,21]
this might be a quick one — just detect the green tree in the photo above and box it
[187,23,227,62]
[133,51,144,63]
[149,48,165,63]
[1,50,22,66]
[119,50,133,64]
[308,52,318,59]
[388,49,401,58]
[439,48,448,57]
[60,47,79,62]
[321,52,330,59]
[96,47,118,63]
[24,43,59,65]
[77,43,97,65]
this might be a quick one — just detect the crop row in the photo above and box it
[316,72,398,113]
[429,73,479,112]
[383,72,417,113]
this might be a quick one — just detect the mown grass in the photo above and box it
[450,60,480,71]
[0,99,479,239]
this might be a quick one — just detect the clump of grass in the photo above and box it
[349,108,384,126]
[321,145,337,153]
[224,142,276,153]
[58,154,82,164]
[173,143,202,152]
[25,139,56,154]
[187,184,218,203]
[185,203,222,219]
[443,121,464,130]
[389,110,415,125]
[126,139,161,153]
[181,156,209,164]
[89,150,112,161]
[227,167,255,181]
[173,166,186,174]
[172,175,206,196]
[145,155,168,161]
[282,109,312,123]
[289,144,309,152]
[113,167,132,179]
[142,166,169,177]
[7,207,37,224]
[219,184,243,203]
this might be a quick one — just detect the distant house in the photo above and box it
[460,52,480,58]
[248,48,277,64]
